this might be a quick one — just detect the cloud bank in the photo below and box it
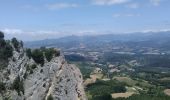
[46,3,78,10]
[150,0,161,6]
[92,0,130,5]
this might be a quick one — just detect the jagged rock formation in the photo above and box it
[0,37,86,100]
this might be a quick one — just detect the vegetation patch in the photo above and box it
[11,37,20,51]
[112,94,170,100]
[73,62,95,79]
[47,94,54,100]
[26,47,60,66]
[31,64,37,69]
[0,82,6,92]
[12,76,24,95]
[25,64,37,75]
[86,80,127,99]
[31,49,44,66]
[43,48,60,62]
[0,31,13,70]
[113,77,137,86]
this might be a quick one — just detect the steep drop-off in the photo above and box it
[0,33,86,100]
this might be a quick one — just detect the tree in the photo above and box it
[0,33,13,69]
[44,48,60,62]
[26,48,32,59]
[113,85,126,93]
[93,94,112,100]
[0,39,6,47]
[45,48,55,62]
[3,43,13,59]
[20,41,23,47]
[11,37,19,50]
[0,31,4,39]
[0,41,13,60]
[31,49,44,66]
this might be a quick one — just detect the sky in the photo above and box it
[0,0,170,41]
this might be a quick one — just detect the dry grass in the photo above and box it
[164,89,170,96]
[90,74,103,80]
[111,92,134,99]
[113,77,137,86]
[84,78,95,86]
[113,76,151,88]
[83,73,103,86]
[160,77,170,81]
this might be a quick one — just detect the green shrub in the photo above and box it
[3,97,10,100]
[3,43,13,59]
[26,65,34,74]
[31,49,44,66]
[0,39,6,47]
[40,69,43,73]
[113,85,126,93]
[47,94,54,100]
[54,49,60,57]
[0,41,13,60]
[40,46,46,51]
[23,72,27,79]
[44,48,60,62]
[26,65,30,71]
[93,94,112,100]
[26,48,32,59]
[0,34,13,70]
[44,49,53,62]
[30,69,33,74]
[26,47,60,65]
[31,64,37,69]
[20,41,23,47]
[12,76,24,95]
[0,82,6,92]
[11,37,19,50]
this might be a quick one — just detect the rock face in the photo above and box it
[0,47,86,100]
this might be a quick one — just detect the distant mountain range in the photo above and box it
[25,31,170,50]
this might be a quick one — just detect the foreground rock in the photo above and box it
[0,44,86,100]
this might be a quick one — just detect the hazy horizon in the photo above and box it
[0,0,170,41]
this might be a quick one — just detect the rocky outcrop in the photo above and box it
[0,46,86,100]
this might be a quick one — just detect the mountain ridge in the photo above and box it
[0,32,86,100]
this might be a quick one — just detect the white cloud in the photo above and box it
[150,0,161,6]
[1,28,60,41]
[2,28,170,41]
[46,3,78,10]
[113,13,140,18]
[126,3,139,8]
[92,0,130,5]
[2,28,23,35]
[21,5,39,11]
[1,28,99,41]
[125,14,140,17]
[142,28,170,33]
[113,14,121,17]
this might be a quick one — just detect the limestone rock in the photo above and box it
[0,47,86,100]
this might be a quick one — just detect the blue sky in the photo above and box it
[0,0,170,41]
